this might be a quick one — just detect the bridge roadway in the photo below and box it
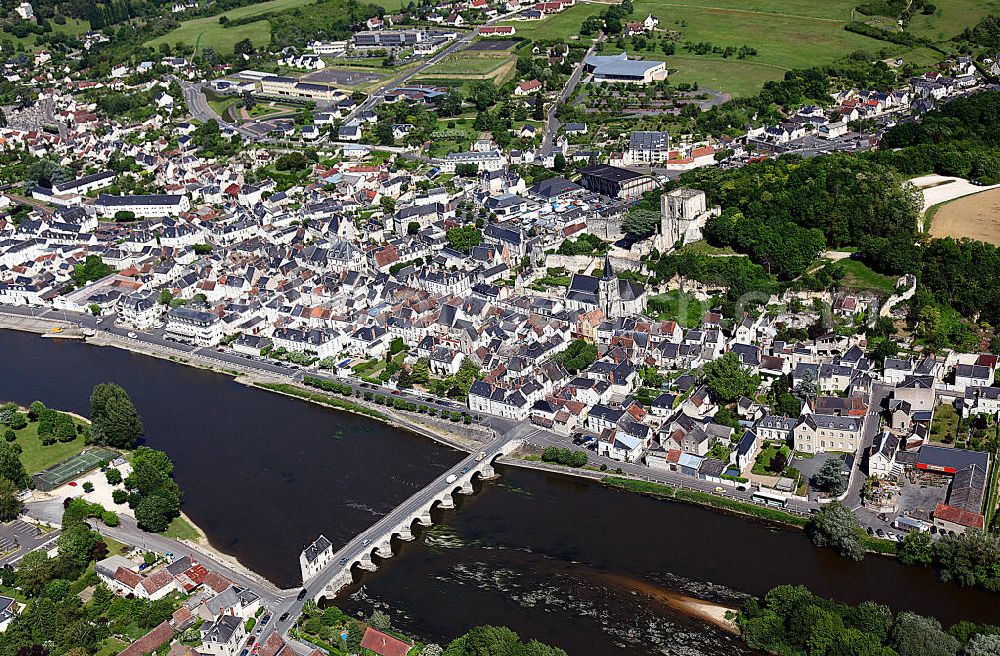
[310,433,522,597]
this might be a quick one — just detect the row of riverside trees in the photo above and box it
[739,584,999,656]
[808,502,1000,592]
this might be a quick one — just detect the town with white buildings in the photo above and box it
[1,0,1000,651]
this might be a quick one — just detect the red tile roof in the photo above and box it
[114,566,142,589]
[117,621,173,656]
[257,631,288,656]
[934,503,985,529]
[361,627,412,656]
[202,570,232,594]
[139,569,175,596]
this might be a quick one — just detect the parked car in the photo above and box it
[127,332,137,338]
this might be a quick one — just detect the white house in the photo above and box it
[868,431,899,478]
[597,429,644,463]
[201,615,246,656]
[299,535,334,582]
[164,306,223,346]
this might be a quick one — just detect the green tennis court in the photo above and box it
[33,447,120,491]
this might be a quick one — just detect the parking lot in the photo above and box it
[0,519,59,567]
[896,471,950,522]
[0,521,36,552]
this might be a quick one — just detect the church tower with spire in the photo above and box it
[598,255,621,316]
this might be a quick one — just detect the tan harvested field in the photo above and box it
[930,187,1000,246]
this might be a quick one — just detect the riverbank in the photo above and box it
[249,380,490,453]
[0,314,493,455]
[589,571,739,634]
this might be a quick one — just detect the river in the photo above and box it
[4,329,1000,656]
[0,329,458,587]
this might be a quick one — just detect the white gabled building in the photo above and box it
[299,534,334,582]
[93,193,190,219]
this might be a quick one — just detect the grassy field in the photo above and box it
[504,0,996,97]
[906,0,1000,41]
[626,0,897,95]
[426,51,515,76]
[834,258,897,294]
[646,289,711,327]
[930,403,960,444]
[0,17,90,50]
[147,0,315,54]
[8,415,89,475]
[95,638,128,656]
[665,56,789,98]
[498,3,605,42]
[163,515,201,541]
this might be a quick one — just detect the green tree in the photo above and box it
[158,289,173,305]
[0,440,28,488]
[467,80,498,111]
[71,255,114,286]
[56,523,99,574]
[90,383,143,449]
[965,634,1000,656]
[622,208,661,239]
[891,612,959,656]
[446,226,482,254]
[15,550,55,596]
[702,352,760,403]
[27,401,45,421]
[135,495,174,533]
[810,458,848,496]
[411,357,430,384]
[555,339,598,374]
[897,530,933,566]
[807,502,864,561]
[0,477,22,521]
[845,601,894,643]
[368,609,391,631]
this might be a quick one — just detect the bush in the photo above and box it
[7,413,26,431]
[2,430,13,442]
[112,489,128,505]
[82,482,94,493]
[541,447,588,468]
[105,468,122,485]
[101,511,119,527]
